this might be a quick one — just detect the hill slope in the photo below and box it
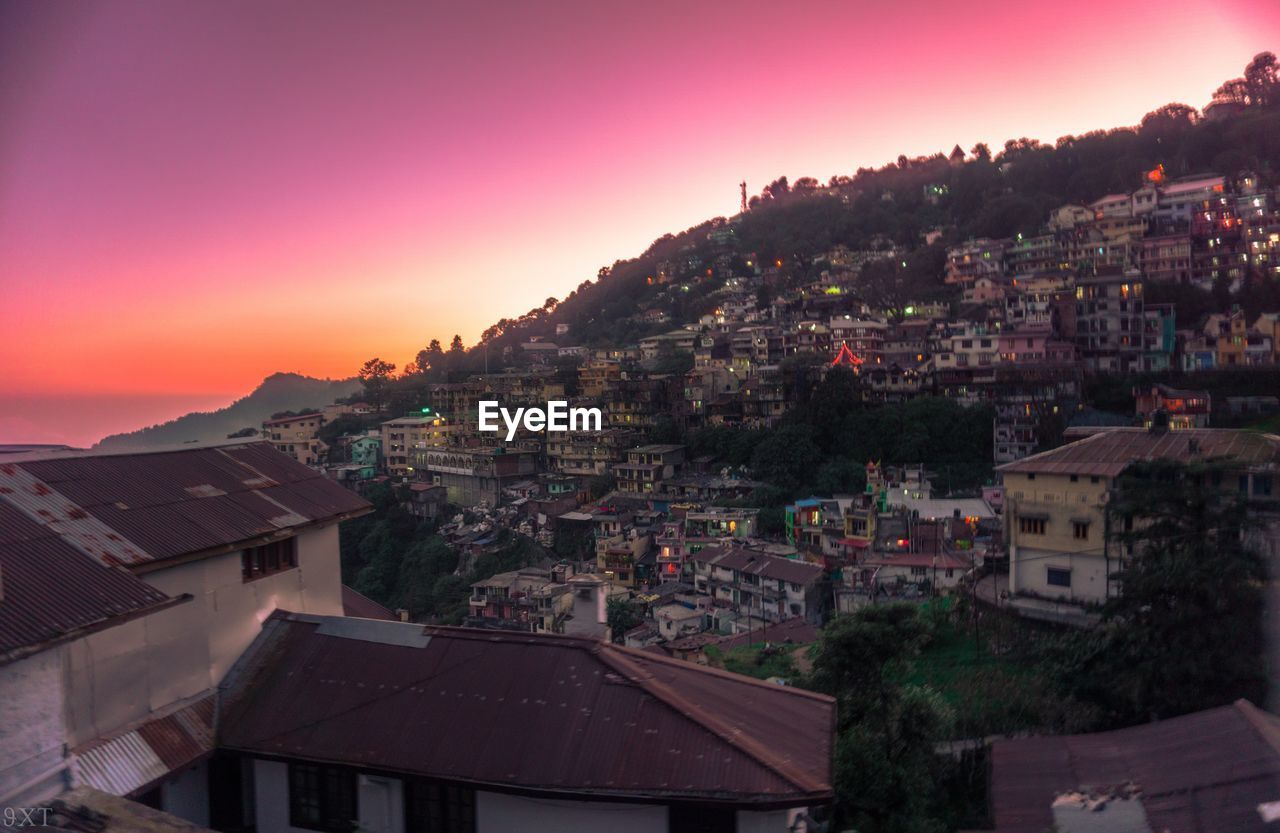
[95,373,361,450]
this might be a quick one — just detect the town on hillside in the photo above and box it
[4,44,1280,833]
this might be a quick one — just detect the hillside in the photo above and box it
[94,372,361,450]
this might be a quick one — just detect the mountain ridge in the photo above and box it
[94,372,361,450]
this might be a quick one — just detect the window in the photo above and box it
[405,781,475,833]
[288,763,356,833]
[242,537,298,582]
[911,566,928,576]
[670,805,735,833]
[1072,522,1089,541]
[1046,567,1071,588]
[1257,475,1274,497]
[1019,517,1046,535]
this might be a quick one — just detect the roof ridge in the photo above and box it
[1233,698,1280,757]
[594,642,831,795]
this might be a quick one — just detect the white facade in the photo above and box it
[64,525,344,747]
[251,758,806,833]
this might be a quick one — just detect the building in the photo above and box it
[218,612,835,833]
[691,545,826,624]
[0,442,370,816]
[381,413,454,477]
[416,446,539,507]
[998,426,1280,624]
[614,444,686,495]
[262,411,327,466]
[985,699,1280,833]
[466,565,577,632]
[1133,384,1211,429]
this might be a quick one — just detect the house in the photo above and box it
[262,411,327,466]
[217,612,835,832]
[466,565,576,632]
[380,413,454,477]
[0,442,371,816]
[1133,384,1211,429]
[691,545,826,624]
[998,426,1280,625]
[613,444,686,495]
[984,699,1280,833]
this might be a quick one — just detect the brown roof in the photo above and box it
[0,442,371,566]
[997,428,1280,478]
[0,442,370,663]
[0,500,178,664]
[713,617,820,652]
[219,612,834,805]
[697,545,825,586]
[341,585,398,621]
[75,694,216,798]
[989,699,1280,833]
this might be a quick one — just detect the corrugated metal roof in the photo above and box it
[9,442,370,563]
[0,443,370,662]
[998,428,1280,477]
[219,612,834,804]
[75,695,215,797]
[0,501,174,663]
[696,545,826,585]
[989,700,1280,833]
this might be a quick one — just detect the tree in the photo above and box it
[358,358,397,412]
[1244,51,1278,108]
[969,142,991,162]
[606,596,641,644]
[1054,459,1266,727]
[807,606,952,833]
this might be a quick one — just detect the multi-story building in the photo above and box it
[416,446,539,506]
[691,545,826,623]
[262,411,327,466]
[1133,384,1211,429]
[998,426,1279,624]
[614,444,686,495]
[381,413,455,477]
[1072,270,1147,372]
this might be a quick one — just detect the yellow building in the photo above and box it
[999,426,1280,624]
[380,413,455,477]
[262,412,327,466]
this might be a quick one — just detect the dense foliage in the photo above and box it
[1051,459,1267,726]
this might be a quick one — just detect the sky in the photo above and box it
[2,0,1279,446]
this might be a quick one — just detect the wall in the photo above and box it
[0,647,68,807]
[477,791,667,833]
[64,524,344,747]
[1004,471,1112,604]
[161,761,210,826]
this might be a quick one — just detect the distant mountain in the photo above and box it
[94,372,361,450]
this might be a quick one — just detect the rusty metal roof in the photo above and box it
[1,442,370,566]
[998,428,1280,477]
[696,545,826,586]
[0,443,369,662]
[75,695,216,798]
[989,699,1280,833]
[0,500,176,664]
[219,612,834,805]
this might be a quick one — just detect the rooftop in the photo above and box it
[988,699,1280,833]
[220,612,834,805]
[997,428,1280,478]
[697,545,825,586]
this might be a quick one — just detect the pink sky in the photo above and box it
[2,0,1278,445]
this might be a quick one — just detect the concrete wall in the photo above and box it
[1004,471,1112,604]
[0,647,69,807]
[64,525,344,747]
[160,760,210,827]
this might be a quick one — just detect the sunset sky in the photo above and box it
[2,0,1279,446]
